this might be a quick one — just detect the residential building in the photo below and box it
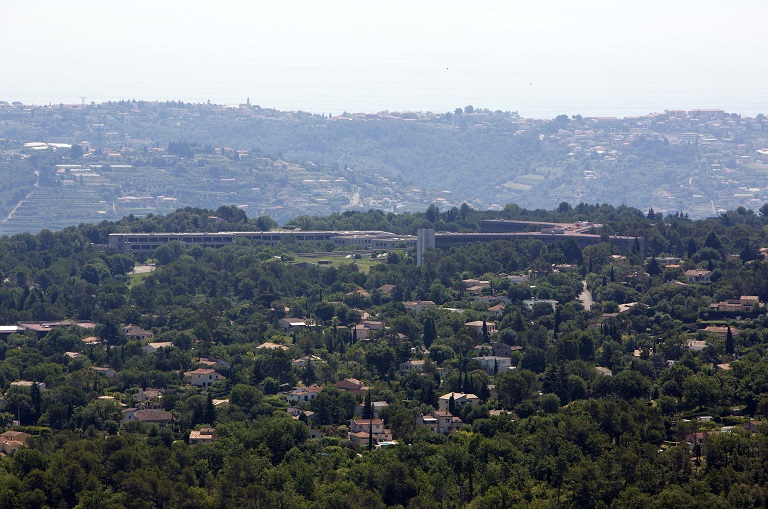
[0,430,31,454]
[196,357,231,370]
[189,428,216,444]
[417,410,463,434]
[438,392,479,412]
[336,378,368,394]
[710,296,761,313]
[403,301,436,313]
[279,318,315,331]
[347,418,392,446]
[9,381,46,391]
[133,389,163,408]
[684,270,711,283]
[132,409,173,427]
[488,303,506,318]
[464,321,496,336]
[285,386,323,404]
[399,359,425,376]
[142,342,174,355]
[257,342,290,351]
[292,355,323,368]
[473,342,516,358]
[92,367,117,379]
[184,368,225,388]
[701,325,739,339]
[122,325,153,340]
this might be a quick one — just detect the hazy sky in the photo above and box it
[3,0,766,118]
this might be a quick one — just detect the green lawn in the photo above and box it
[289,252,395,274]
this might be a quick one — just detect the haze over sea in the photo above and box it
[3,0,767,120]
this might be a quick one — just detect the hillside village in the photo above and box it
[2,102,768,235]
[0,206,765,506]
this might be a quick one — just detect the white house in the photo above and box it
[142,342,174,355]
[438,392,479,412]
[184,368,225,388]
[399,359,425,376]
[475,356,512,375]
[285,386,323,404]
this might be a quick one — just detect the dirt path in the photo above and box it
[3,190,33,223]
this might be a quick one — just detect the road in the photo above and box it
[578,280,593,311]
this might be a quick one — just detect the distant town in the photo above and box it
[1,101,767,234]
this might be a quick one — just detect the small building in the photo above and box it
[142,342,174,355]
[687,339,707,352]
[355,401,389,417]
[257,342,290,351]
[378,284,396,295]
[81,336,101,346]
[184,369,225,388]
[403,301,437,313]
[488,303,506,318]
[292,355,323,368]
[196,357,231,370]
[189,428,216,444]
[92,367,117,379]
[279,318,316,332]
[336,378,368,394]
[702,325,738,339]
[133,409,173,427]
[9,381,46,392]
[353,324,373,340]
[475,356,513,374]
[684,270,711,283]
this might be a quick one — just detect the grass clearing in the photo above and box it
[288,251,398,274]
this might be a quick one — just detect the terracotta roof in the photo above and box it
[134,409,172,422]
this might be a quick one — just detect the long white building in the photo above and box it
[108,230,416,253]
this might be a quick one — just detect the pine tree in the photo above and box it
[647,255,661,276]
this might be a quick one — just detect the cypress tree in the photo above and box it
[726,325,734,355]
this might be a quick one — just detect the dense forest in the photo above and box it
[0,204,768,507]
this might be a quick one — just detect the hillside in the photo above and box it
[2,102,767,234]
